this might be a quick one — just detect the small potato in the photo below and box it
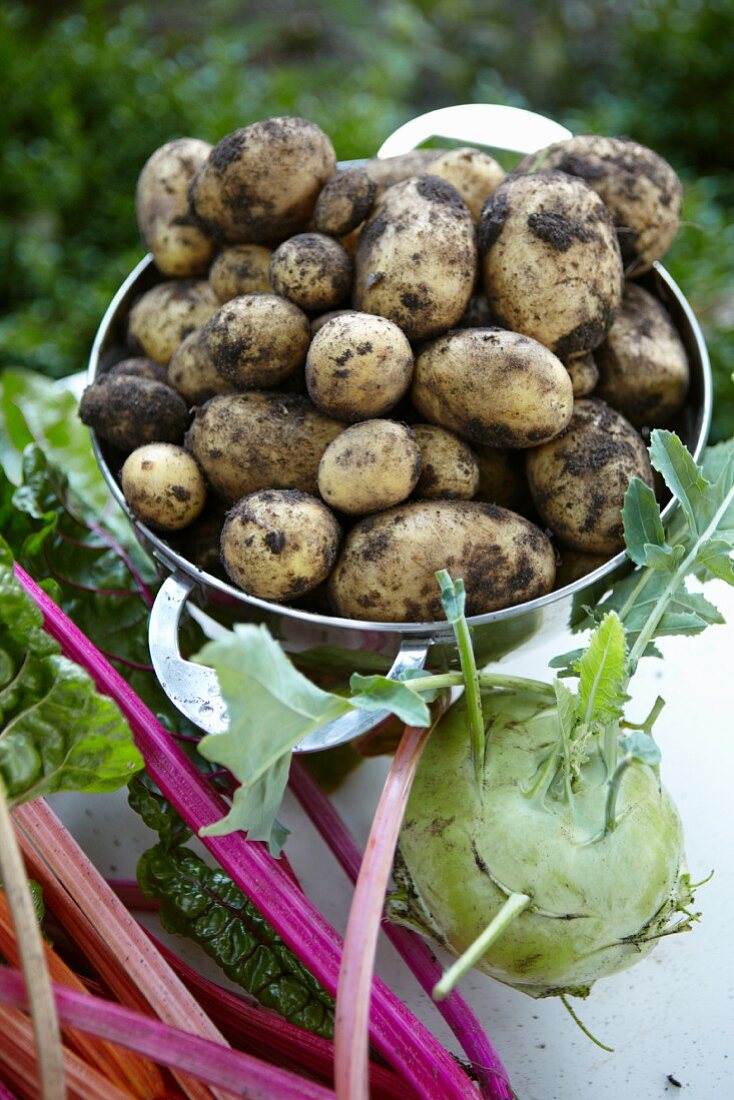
[106,357,170,386]
[310,309,359,337]
[220,489,341,601]
[428,147,505,220]
[121,443,206,531]
[318,420,421,515]
[328,501,556,622]
[127,280,220,364]
[306,312,414,421]
[79,376,189,451]
[459,293,494,328]
[189,117,336,243]
[209,245,273,300]
[565,353,599,398]
[199,294,310,390]
[518,135,682,273]
[186,392,343,502]
[473,445,531,512]
[167,330,234,406]
[353,175,477,343]
[479,171,623,357]
[363,150,442,194]
[412,425,479,500]
[594,283,689,427]
[270,233,352,311]
[412,328,573,448]
[313,167,377,237]
[136,138,215,277]
[526,397,654,554]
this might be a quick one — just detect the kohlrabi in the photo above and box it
[390,430,733,1001]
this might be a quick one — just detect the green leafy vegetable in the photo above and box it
[137,844,335,1038]
[576,612,628,730]
[0,536,142,803]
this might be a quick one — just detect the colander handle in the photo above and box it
[148,572,430,750]
[376,103,572,159]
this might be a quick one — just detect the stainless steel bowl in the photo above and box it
[88,105,712,751]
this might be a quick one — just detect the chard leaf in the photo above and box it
[0,537,142,804]
[576,612,628,728]
[622,478,667,566]
[650,430,711,536]
[349,671,435,725]
[195,625,353,853]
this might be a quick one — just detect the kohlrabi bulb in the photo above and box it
[393,689,692,999]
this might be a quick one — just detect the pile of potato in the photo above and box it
[79,116,691,623]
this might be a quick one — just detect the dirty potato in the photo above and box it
[353,175,477,342]
[328,501,556,621]
[518,135,682,273]
[306,312,414,421]
[564,352,599,398]
[121,443,206,530]
[412,424,479,500]
[106,357,170,385]
[479,171,623,358]
[428,147,505,220]
[167,330,234,406]
[269,233,352,311]
[79,375,189,451]
[127,280,220,364]
[526,397,654,554]
[594,282,689,427]
[473,445,531,511]
[199,294,310,390]
[136,138,215,276]
[189,117,336,243]
[220,489,341,601]
[209,244,273,300]
[186,392,343,502]
[313,167,377,237]
[411,328,573,448]
[318,420,422,514]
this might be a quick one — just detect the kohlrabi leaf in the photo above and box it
[349,671,434,725]
[649,430,711,536]
[195,625,353,852]
[436,570,466,622]
[0,537,142,803]
[620,731,661,768]
[622,478,667,567]
[576,612,628,728]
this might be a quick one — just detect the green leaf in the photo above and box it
[0,538,142,804]
[696,540,734,584]
[127,772,192,851]
[620,731,661,768]
[649,430,711,536]
[622,478,666,566]
[137,844,334,1037]
[195,625,353,853]
[576,612,629,728]
[349,671,434,726]
[436,570,466,622]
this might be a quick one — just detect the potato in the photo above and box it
[106,357,170,386]
[328,501,556,622]
[186,392,343,502]
[458,293,494,328]
[526,398,654,554]
[565,352,599,398]
[479,171,623,357]
[473,445,531,512]
[127,280,220,364]
[318,420,421,515]
[136,138,215,277]
[412,425,479,500]
[209,245,273,300]
[220,489,340,601]
[518,135,682,273]
[306,312,414,421]
[353,175,477,342]
[310,309,359,337]
[79,375,189,451]
[428,147,505,220]
[411,327,573,447]
[269,233,352,311]
[594,283,689,427]
[189,117,336,243]
[167,330,234,406]
[121,443,206,531]
[313,167,377,237]
[199,294,310,390]
[363,150,442,193]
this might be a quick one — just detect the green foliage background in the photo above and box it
[2,0,733,437]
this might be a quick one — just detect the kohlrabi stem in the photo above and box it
[603,720,619,778]
[405,672,556,697]
[435,570,485,781]
[603,753,634,835]
[0,780,66,1100]
[621,696,666,733]
[433,893,531,1001]
[559,995,614,1053]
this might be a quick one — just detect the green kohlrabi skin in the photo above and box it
[394,689,690,999]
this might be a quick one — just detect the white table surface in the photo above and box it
[53,579,734,1100]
